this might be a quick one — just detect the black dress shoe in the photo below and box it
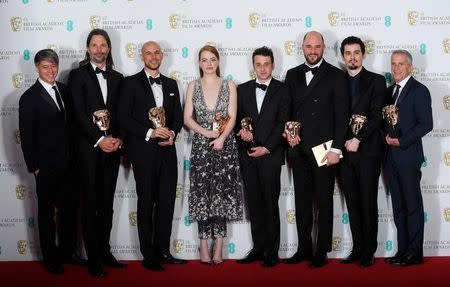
[103,253,127,268]
[45,262,64,275]
[64,253,88,266]
[310,253,328,268]
[360,255,375,267]
[142,259,164,271]
[340,251,360,264]
[282,252,311,264]
[262,256,278,267]
[159,252,187,264]
[397,255,423,266]
[88,264,105,277]
[385,254,403,265]
[236,250,263,264]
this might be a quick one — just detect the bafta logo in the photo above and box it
[17,240,28,255]
[443,96,450,110]
[284,41,296,56]
[364,40,375,54]
[92,109,111,135]
[173,239,183,254]
[412,67,420,78]
[249,70,257,79]
[14,129,21,144]
[12,73,23,89]
[382,105,399,138]
[10,17,22,32]
[16,185,26,200]
[89,15,101,29]
[47,0,55,3]
[169,70,181,81]
[407,11,419,26]
[176,184,183,198]
[332,236,342,251]
[169,14,180,29]
[443,39,450,54]
[286,209,295,224]
[148,106,166,128]
[47,44,57,52]
[444,208,450,222]
[444,152,450,166]
[212,112,229,135]
[248,13,260,28]
[125,43,137,58]
[204,41,216,47]
[328,12,339,27]
[128,211,137,226]
[349,114,367,135]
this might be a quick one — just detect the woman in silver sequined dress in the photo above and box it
[183,45,243,265]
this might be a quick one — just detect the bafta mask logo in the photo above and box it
[328,12,339,27]
[92,109,111,134]
[47,0,55,3]
[10,17,22,32]
[47,44,57,52]
[173,239,183,254]
[286,209,295,224]
[412,67,420,78]
[349,114,367,135]
[17,240,28,255]
[204,41,216,47]
[364,40,375,54]
[444,152,450,166]
[443,39,450,54]
[12,73,23,89]
[170,70,181,81]
[16,185,26,200]
[89,15,101,29]
[444,208,450,222]
[248,13,260,28]
[332,236,342,251]
[249,69,257,79]
[212,112,230,135]
[14,129,21,144]
[125,43,137,58]
[284,41,296,56]
[407,11,419,26]
[443,96,450,110]
[176,184,183,198]
[128,211,137,226]
[148,106,166,128]
[169,14,180,29]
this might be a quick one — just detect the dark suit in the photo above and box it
[237,79,290,259]
[384,76,432,259]
[118,70,183,261]
[68,64,123,267]
[19,79,76,264]
[338,67,386,259]
[285,60,348,258]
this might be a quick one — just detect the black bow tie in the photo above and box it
[95,67,107,79]
[256,83,267,91]
[304,66,319,75]
[149,76,161,85]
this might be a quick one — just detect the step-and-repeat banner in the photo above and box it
[1,0,449,261]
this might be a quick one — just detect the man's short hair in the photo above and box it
[392,49,413,64]
[252,46,274,64]
[34,49,59,66]
[340,36,365,56]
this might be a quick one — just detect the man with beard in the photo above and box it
[68,29,125,277]
[283,31,348,267]
[118,41,186,271]
[338,36,386,267]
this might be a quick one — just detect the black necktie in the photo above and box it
[304,66,319,75]
[349,77,358,98]
[149,76,162,85]
[52,86,65,113]
[95,67,107,79]
[256,83,267,91]
[392,84,401,103]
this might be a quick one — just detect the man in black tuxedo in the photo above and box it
[118,41,186,271]
[384,50,432,266]
[235,46,290,267]
[337,36,386,267]
[283,31,349,267]
[68,29,125,277]
[19,49,78,274]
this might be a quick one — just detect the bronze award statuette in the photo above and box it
[284,121,301,157]
[349,114,367,136]
[382,104,400,138]
[241,117,258,151]
[148,106,168,141]
[212,111,230,135]
[92,109,111,136]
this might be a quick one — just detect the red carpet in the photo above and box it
[1,257,449,287]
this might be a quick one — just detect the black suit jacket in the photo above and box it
[236,78,290,166]
[118,70,183,165]
[285,60,349,153]
[68,64,123,148]
[19,80,72,172]
[346,67,386,156]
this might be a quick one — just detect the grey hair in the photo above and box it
[34,49,59,66]
[392,49,413,64]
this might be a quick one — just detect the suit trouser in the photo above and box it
[291,151,335,256]
[133,149,177,260]
[339,152,381,257]
[241,157,281,258]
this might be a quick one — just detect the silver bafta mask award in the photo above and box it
[382,104,400,138]
[349,114,367,135]
[284,121,302,139]
[92,109,111,136]
[212,111,230,135]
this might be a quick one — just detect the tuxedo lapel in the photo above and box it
[161,75,171,111]
[396,77,414,105]
[36,80,60,111]
[140,69,157,108]
[248,80,259,119]
[302,62,326,101]
[85,64,106,106]
[258,80,279,118]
